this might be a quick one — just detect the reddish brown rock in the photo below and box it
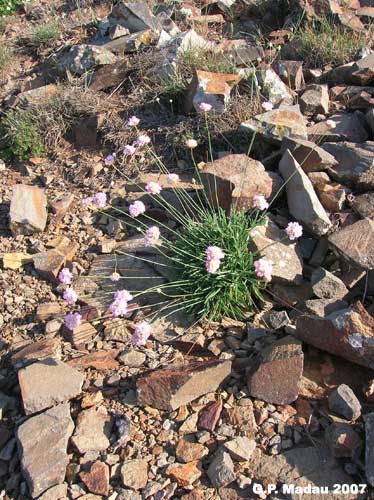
[325,423,362,458]
[295,301,374,369]
[137,360,231,411]
[9,185,48,236]
[281,137,337,173]
[315,182,346,212]
[80,461,109,496]
[33,238,78,281]
[50,194,75,219]
[12,339,61,368]
[64,321,97,349]
[201,154,282,211]
[36,302,62,321]
[67,350,120,370]
[247,336,304,405]
[165,461,202,487]
[71,406,112,454]
[328,218,374,270]
[197,400,222,432]
[176,435,209,463]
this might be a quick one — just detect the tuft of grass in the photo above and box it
[170,208,265,320]
[293,17,371,67]
[0,45,12,80]
[29,21,60,48]
[1,108,45,160]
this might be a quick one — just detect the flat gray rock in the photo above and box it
[71,406,112,454]
[17,403,74,498]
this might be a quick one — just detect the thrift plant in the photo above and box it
[61,107,304,346]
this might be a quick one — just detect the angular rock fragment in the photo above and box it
[247,336,303,405]
[33,237,77,281]
[299,84,329,115]
[223,436,256,461]
[197,400,222,432]
[67,350,119,370]
[176,435,209,463]
[57,45,117,75]
[281,137,337,172]
[37,483,68,500]
[11,339,61,368]
[89,61,129,91]
[109,1,160,33]
[322,141,374,190]
[328,384,361,420]
[64,321,97,349]
[137,359,231,411]
[353,192,374,219]
[18,358,83,415]
[279,150,332,236]
[185,69,241,114]
[17,403,74,498]
[36,302,62,321]
[201,154,282,211]
[308,112,368,143]
[365,413,374,486]
[303,298,348,317]
[3,252,32,270]
[9,185,47,236]
[249,218,303,284]
[295,301,374,369]
[311,267,348,300]
[120,458,148,490]
[328,218,374,269]
[276,60,304,90]
[241,105,308,142]
[256,67,294,106]
[350,53,374,85]
[80,461,110,496]
[325,423,362,458]
[207,450,235,488]
[71,406,112,454]
[315,182,346,212]
[165,461,201,487]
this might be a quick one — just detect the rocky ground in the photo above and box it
[2,0,374,499]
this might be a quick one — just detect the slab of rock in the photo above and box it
[165,461,202,488]
[89,61,129,91]
[328,384,361,420]
[109,1,160,33]
[197,400,222,432]
[207,450,235,488]
[279,150,332,236]
[137,359,231,411]
[315,182,346,212]
[9,185,47,236]
[37,483,68,500]
[281,137,337,172]
[3,252,32,270]
[120,459,148,490]
[295,301,374,369]
[241,105,308,142]
[176,435,209,463]
[36,302,62,321]
[223,436,256,461]
[365,413,374,486]
[251,446,365,499]
[64,321,97,349]
[247,336,303,405]
[303,298,348,317]
[328,218,374,270]
[67,350,120,370]
[311,267,348,300]
[299,84,329,115]
[256,67,294,106]
[71,406,112,454]
[249,218,303,284]
[17,403,74,498]
[80,461,109,496]
[353,192,374,219]
[308,112,368,143]
[322,141,374,190]
[12,339,61,368]
[18,358,83,415]
[185,69,241,114]
[325,423,362,458]
[201,154,282,211]
[57,45,117,75]
[33,238,78,281]
[118,349,146,367]
[350,53,374,85]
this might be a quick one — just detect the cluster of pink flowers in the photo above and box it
[63,286,78,305]
[199,102,212,113]
[145,181,162,195]
[109,289,133,317]
[205,245,225,274]
[132,321,151,346]
[285,222,303,241]
[185,139,198,149]
[167,173,180,184]
[110,272,121,282]
[82,192,107,209]
[128,116,140,127]
[104,154,115,166]
[136,135,151,147]
[262,101,274,112]
[64,312,82,330]
[144,226,161,247]
[129,200,146,217]
[254,258,273,282]
[252,195,269,211]
[58,267,72,284]
[123,144,137,156]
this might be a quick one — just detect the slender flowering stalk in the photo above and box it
[129,200,146,217]
[252,195,269,210]
[63,287,78,305]
[58,267,73,284]
[285,222,303,240]
[64,312,82,330]
[254,258,273,282]
[132,320,151,346]
[145,181,162,195]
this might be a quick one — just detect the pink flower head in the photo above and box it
[82,196,93,208]
[285,221,303,241]
[205,246,225,261]
[123,144,137,156]
[206,258,222,274]
[129,200,146,217]
[252,195,269,211]
[144,226,161,247]
[58,267,73,285]
[114,289,133,302]
[132,320,151,346]
[254,259,273,282]
[262,101,274,112]
[185,139,198,149]
[92,192,107,208]
[145,181,162,195]
[104,154,115,166]
[326,119,336,129]
[199,102,212,113]
[64,312,82,330]
[63,286,78,305]
[110,272,121,282]
[128,116,140,127]
[167,173,180,184]
[136,135,151,147]
[110,289,133,317]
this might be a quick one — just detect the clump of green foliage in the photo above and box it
[170,208,265,320]
[0,0,20,16]
[1,108,44,160]
[29,21,60,48]
[293,16,370,67]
